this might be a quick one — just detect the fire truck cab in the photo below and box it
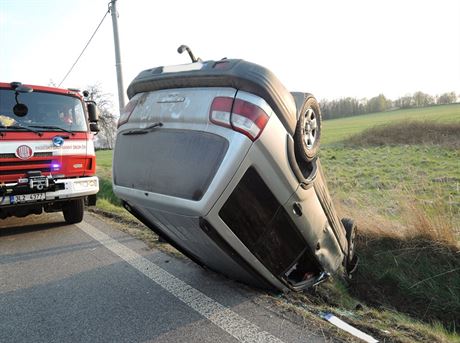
[0,82,99,224]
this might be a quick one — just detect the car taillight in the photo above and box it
[209,97,233,128]
[117,99,138,128]
[209,96,269,141]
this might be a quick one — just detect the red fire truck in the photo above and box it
[0,82,99,224]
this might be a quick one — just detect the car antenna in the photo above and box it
[177,45,201,63]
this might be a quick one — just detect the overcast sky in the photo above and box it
[1,0,459,112]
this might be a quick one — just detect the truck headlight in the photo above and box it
[74,179,97,190]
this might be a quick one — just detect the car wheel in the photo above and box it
[294,96,322,162]
[341,218,358,272]
[63,199,84,224]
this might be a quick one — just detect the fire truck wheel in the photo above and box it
[63,199,84,224]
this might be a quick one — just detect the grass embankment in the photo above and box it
[347,121,460,149]
[322,103,460,145]
[94,104,460,341]
[319,110,460,338]
[94,150,125,217]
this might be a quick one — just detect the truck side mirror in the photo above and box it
[87,102,99,122]
[90,122,100,133]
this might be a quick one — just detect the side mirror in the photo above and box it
[90,122,100,133]
[87,102,99,122]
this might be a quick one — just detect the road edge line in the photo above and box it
[77,221,285,343]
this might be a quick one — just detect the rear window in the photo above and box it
[113,129,228,201]
[0,89,87,132]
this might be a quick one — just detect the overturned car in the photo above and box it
[112,52,357,292]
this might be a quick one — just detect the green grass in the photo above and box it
[318,106,460,334]
[322,103,460,144]
[95,149,113,178]
[95,150,120,213]
[277,283,459,343]
[320,146,460,223]
[350,234,460,332]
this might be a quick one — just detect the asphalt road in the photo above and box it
[0,212,331,343]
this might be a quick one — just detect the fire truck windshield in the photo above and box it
[0,89,87,132]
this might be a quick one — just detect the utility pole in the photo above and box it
[109,0,125,112]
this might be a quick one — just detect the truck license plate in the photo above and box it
[12,193,46,204]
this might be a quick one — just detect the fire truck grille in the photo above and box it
[0,168,52,176]
[0,158,53,176]
[0,159,53,167]
[0,168,51,175]
[0,152,53,159]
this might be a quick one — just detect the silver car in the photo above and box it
[113,56,357,292]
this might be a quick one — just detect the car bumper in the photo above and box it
[0,176,99,206]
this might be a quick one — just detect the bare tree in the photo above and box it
[413,91,434,108]
[437,91,458,105]
[85,83,117,149]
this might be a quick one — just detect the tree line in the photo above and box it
[76,84,459,148]
[320,91,458,120]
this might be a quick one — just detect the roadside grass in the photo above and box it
[95,149,113,179]
[95,150,120,211]
[334,191,460,329]
[275,283,459,343]
[320,118,460,335]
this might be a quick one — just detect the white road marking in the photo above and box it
[77,221,285,343]
[322,313,378,343]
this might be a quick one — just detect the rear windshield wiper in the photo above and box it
[29,125,75,135]
[122,122,163,135]
[0,124,43,136]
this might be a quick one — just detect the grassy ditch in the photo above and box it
[320,118,460,335]
[275,281,459,343]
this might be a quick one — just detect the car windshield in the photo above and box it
[0,89,87,132]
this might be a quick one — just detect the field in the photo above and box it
[95,104,460,341]
[320,145,460,236]
[322,103,460,144]
[319,104,460,232]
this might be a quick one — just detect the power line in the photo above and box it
[58,8,110,87]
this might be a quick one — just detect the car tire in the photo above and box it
[63,199,84,224]
[341,217,358,272]
[294,96,322,162]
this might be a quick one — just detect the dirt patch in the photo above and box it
[345,121,460,148]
